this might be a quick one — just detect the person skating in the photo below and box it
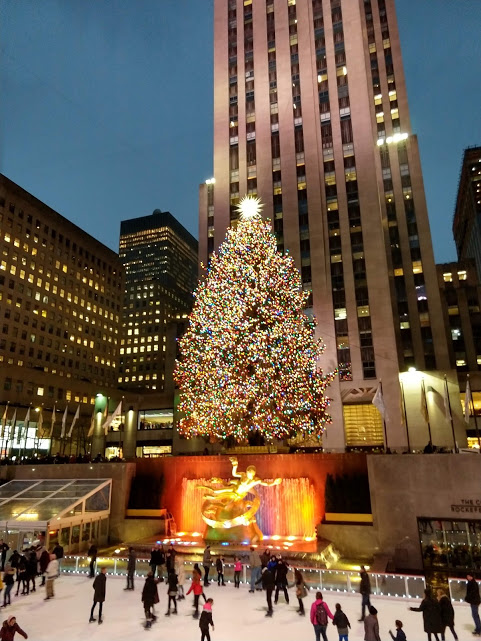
[125,547,136,591]
[2,567,14,607]
[25,550,36,594]
[203,545,212,587]
[14,556,27,597]
[44,553,58,600]
[389,619,407,641]
[0,616,27,640]
[149,546,159,578]
[175,557,186,599]
[256,566,275,617]
[274,556,289,604]
[310,591,334,641]
[166,544,176,573]
[199,598,214,641]
[410,588,443,641]
[294,568,307,616]
[165,567,178,616]
[7,554,18,583]
[52,543,63,571]
[233,557,242,588]
[260,548,270,568]
[142,572,159,626]
[157,545,166,582]
[187,565,207,618]
[437,588,457,640]
[333,603,351,641]
[465,574,481,636]
[88,542,97,579]
[38,547,50,587]
[364,605,381,641]
[359,565,372,622]
[0,542,9,574]
[249,546,262,593]
[215,556,225,586]
[89,566,107,624]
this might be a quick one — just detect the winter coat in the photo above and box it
[157,548,166,566]
[202,548,212,567]
[260,550,270,567]
[142,576,159,607]
[167,572,178,595]
[438,594,455,627]
[186,573,204,596]
[45,559,58,579]
[360,570,371,595]
[127,550,136,574]
[3,571,14,587]
[466,578,481,605]
[0,620,28,641]
[275,561,289,586]
[411,597,443,634]
[256,569,275,590]
[8,553,19,570]
[215,558,224,573]
[26,553,36,578]
[88,545,97,559]
[0,545,9,560]
[93,573,106,603]
[234,560,242,572]
[199,604,214,630]
[389,629,406,641]
[249,550,262,568]
[267,558,277,572]
[310,599,334,625]
[364,613,381,641]
[175,560,185,584]
[166,548,176,571]
[333,609,350,634]
[52,545,64,560]
[39,551,50,574]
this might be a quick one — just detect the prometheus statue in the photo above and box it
[198,457,282,542]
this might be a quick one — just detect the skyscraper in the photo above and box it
[199,0,452,450]
[453,146,481,280]
[118,210,198,393]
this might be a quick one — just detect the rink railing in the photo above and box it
[59,555,453,601]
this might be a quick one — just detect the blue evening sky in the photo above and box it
[0,0,480,261]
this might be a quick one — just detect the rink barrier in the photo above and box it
[59,555,461,600]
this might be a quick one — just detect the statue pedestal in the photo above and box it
[204,521,263,543]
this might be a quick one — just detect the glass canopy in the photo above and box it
[0,479,111,530]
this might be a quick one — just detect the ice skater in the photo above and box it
[389,619,407,641]
[465,574,481,637]
[141,572,159,628]
[436,588,457,640]
[274,556,289,604]
[44,553,58,601]
[0,616,27,640]
[364,606,381,641]
[175,558,185,599]
[89,567,107,625]
[410,588,443,641]
[165,567,178,616]
[203,545,212,587]
[249,547,262,593]
[256,566,275,617]
[199,598,214,641]
[359,565,372,621]
[310,592,334,641]
[87,542,97,579]
[333,603,351,641]
[125,547,136,591]
[187,564,207,618]
[233,557,242,588]
[216,556,225,586]
[3,565,15,607]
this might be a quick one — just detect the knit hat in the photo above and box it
[7,616,15,625]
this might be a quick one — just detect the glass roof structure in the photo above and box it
[0,479,112,529]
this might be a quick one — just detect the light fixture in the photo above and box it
[205,178,216,185]
[408,367,416,373]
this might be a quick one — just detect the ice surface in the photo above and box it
[4,574,476,640]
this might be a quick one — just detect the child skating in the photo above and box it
[199,598,215,641]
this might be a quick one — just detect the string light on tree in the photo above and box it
[174,196,336,442]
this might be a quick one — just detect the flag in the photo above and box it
[420,380,429,423]
[49,403,56,438]
[443,378,452,421]
[37,407,44,438]
[0,405,8,439]
[60,406,68,438]
[19,407,31,443]
[87,409,96,438]
[102,400,122,435]
[372,384,387,420]
[465,379,472,424]
[9,409,17,441]
[67,405,80,438]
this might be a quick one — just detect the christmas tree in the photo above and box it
[174,196,335,442]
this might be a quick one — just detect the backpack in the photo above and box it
[316,602,328,626]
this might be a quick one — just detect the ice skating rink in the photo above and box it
[7,574,475,640]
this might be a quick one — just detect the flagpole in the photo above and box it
[400,381,411,453]
[444,375,458,453]
[19,405,31,461]
[118,397,124,457]
[0,402,9,458]
[422,378,432,444]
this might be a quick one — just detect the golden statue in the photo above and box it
[198,457,281,542]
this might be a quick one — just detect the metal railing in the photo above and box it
[61,555,432,600]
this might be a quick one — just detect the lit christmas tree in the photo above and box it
[174,196,335,442]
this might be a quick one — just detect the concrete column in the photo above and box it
[122,407,138,460]
[91,410,106,459]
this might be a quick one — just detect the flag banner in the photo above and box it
[372,385,386,420]
[420,380,429,423]
[60,406,68,439]
[67,405,80,438]
[443,379,452,421]
[102,401,122,435]
[9,409,17,442]
[19,407,31,443]
[87,410,96,438]
[49,403,56,438]
[465,379,472,424]
[0,405,8,439]
[37,408,44,438]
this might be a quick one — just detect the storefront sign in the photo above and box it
[451,498,481,514]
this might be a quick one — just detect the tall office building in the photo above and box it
[453,147,481,280]
[199,0,453,450]
[118,210,198,393]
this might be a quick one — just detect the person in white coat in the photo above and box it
[44,554,58,600]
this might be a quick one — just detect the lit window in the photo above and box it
[457,271,467,281]
[335,308,347,321]
[412,261,423,274]
[400,321,410,329]
[357,305,370,317]
[394,268,403,276]
[37,387,44,396]
[451,328,462,340]
[456,359,466,367]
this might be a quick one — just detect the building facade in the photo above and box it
[199,0,454,451]
[118,210,198,396]
[453,147,481,281]
[0,174,123,457]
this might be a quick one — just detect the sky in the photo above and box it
[0,0,480,261]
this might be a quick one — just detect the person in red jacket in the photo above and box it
[187,565,207,619]
[310,592,334,641]
[0,617,28,641]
